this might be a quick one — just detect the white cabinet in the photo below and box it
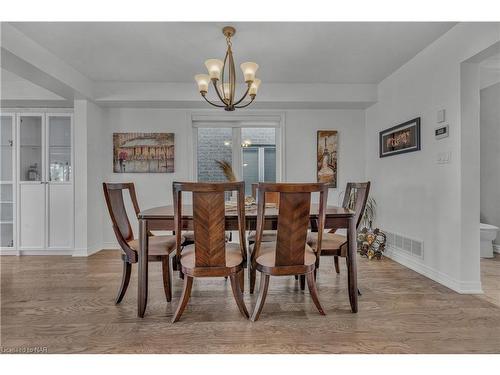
[46,114,73,249]
[18,113,45,249]
[2,111,74,252]
[0,114,16,248]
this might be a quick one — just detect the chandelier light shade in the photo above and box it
[240,62,259,82]
[194,74,211,93]
[205,59,224,80]
[194,26,261,111]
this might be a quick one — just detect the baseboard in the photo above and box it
[1,246,115,257]
[384,246,483,294]
[102,241,120,250]
[0,249,75,256]
[494,244,500,254]
[0,249,19,256]
[73,242,112,257]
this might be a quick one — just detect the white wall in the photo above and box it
[365,23,500,293]
[87,101,106,252]
[73,100,88,253]
[284,110,366,200]
[73,99,106,255]
[101,108,366,246]
[480,82,500,244]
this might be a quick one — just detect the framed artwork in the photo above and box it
[113,132,175,173]
[317,130,338,187]
[379,117,421,158]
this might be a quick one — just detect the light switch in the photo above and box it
[436,151,451,164]
[437,109,446,123]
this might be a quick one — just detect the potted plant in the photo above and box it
[343,190,386,259]
[362,196,377,230]
[344,191,377,229]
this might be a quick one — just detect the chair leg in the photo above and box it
[249,265,256,294]
[230,271,249,319]
[300,274,305,290]
[334,256,340,274]
[171,276,193,323]
[115,261,132,304]
[251,273,270,322]
[306,271,325,315]
[238,268,245,293]
[161,257,172,302]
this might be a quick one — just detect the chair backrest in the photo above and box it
[251,183,280,207]
[341,182,371,229]
[172,181,247,267]
[253,183,328,266]
[103,183,141,259]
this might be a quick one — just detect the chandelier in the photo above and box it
[194,26,261,111]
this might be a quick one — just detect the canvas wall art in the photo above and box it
[317,130,338,187]
[113,132,175,173]
[379,117,421,157]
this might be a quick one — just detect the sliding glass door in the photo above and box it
[241,128,276,196]
[196,127,233,182]
[195,124,280,196]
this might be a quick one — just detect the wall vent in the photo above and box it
[383,229,424,260]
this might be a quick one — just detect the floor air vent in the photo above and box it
[383,229,424,259]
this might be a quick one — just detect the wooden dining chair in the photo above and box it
[250,182,328,321]
[180,231,231,246]
[307,182,370,274]
[171,181,249,323]
[103,183,182,304]
[247,182,280,244]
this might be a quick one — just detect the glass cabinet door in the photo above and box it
[1,115,15,247]
[19,115,43,182]
[47,116,72,182]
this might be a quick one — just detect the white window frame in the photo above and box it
[190,112,285,183]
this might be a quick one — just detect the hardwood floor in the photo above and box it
[1,251,500,353]
[480,253,500,307]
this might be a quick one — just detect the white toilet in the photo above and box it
[480,223,499,258]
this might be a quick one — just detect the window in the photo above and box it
[241,128,276,196]
[194,117,282,196]
[197,127,233,182]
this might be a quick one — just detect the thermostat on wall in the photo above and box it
[435,124,449,139]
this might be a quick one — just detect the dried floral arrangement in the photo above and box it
[215,160,237,182]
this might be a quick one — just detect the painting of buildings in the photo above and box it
[317,130,338,187]
[113,133,174,173]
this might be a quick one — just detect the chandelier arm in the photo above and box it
[202,94,227,108]
[228,48,236,105]
[220,49,229,103]
[212,80,227,105]
[234,96,255,109]
[232,83,251,106]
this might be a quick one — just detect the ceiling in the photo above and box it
[480,52,500,69]
[1,68,65,100]
[9,22,455,84]
[1,69,23,82]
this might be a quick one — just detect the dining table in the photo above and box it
[136,204,357,318]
